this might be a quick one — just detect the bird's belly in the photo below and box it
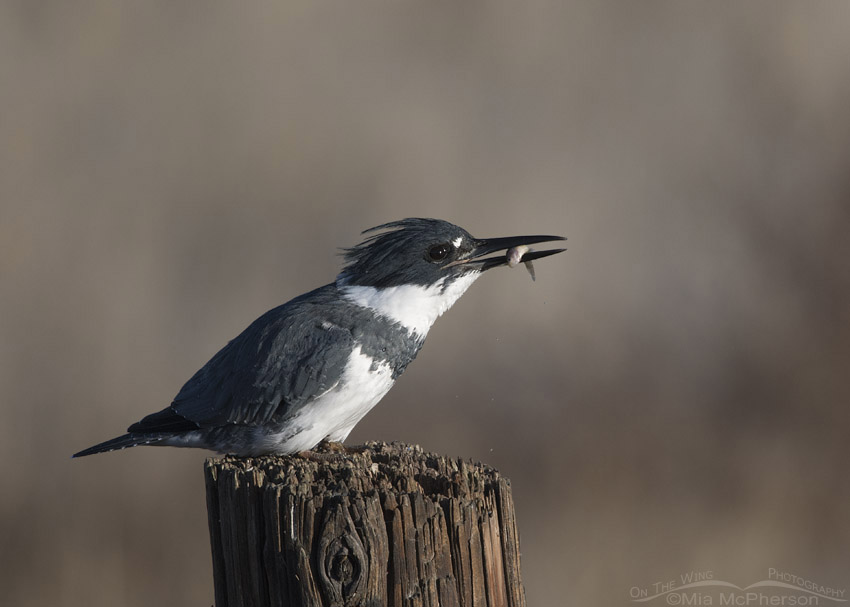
[255,346,396,454]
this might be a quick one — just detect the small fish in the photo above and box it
[506,245,536,281]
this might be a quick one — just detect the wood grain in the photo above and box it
[205,442,526,607]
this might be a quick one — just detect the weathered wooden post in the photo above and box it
[204,441,526,607]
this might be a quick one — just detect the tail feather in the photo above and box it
[72,433,165,458]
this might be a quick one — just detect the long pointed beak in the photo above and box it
[450,233,567,271]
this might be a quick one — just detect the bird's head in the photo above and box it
[336,218,565,337]
[337,218,565,289]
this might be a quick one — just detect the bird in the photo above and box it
[73,218,565,458]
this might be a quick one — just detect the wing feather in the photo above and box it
[171,285,355,427]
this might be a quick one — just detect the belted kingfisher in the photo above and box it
[73,218,565,457]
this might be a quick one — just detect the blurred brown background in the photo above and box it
[2,2,849,606]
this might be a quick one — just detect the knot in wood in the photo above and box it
[328,544,356,584]
[317,499,369,602]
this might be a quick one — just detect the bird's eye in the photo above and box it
[427,243,452,262]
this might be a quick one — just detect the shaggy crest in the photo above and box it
[338,218,474,288]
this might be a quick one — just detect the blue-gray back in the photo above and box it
[169,284,423,428]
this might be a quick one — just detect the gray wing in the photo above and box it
[169,285,355,428]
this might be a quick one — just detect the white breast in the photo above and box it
[256,345,396,454]
[339,272,481,338]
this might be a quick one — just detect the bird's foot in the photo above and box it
[297,440,366,462]
[316,439,347,453]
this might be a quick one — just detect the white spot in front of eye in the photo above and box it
[452,236,462,248]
